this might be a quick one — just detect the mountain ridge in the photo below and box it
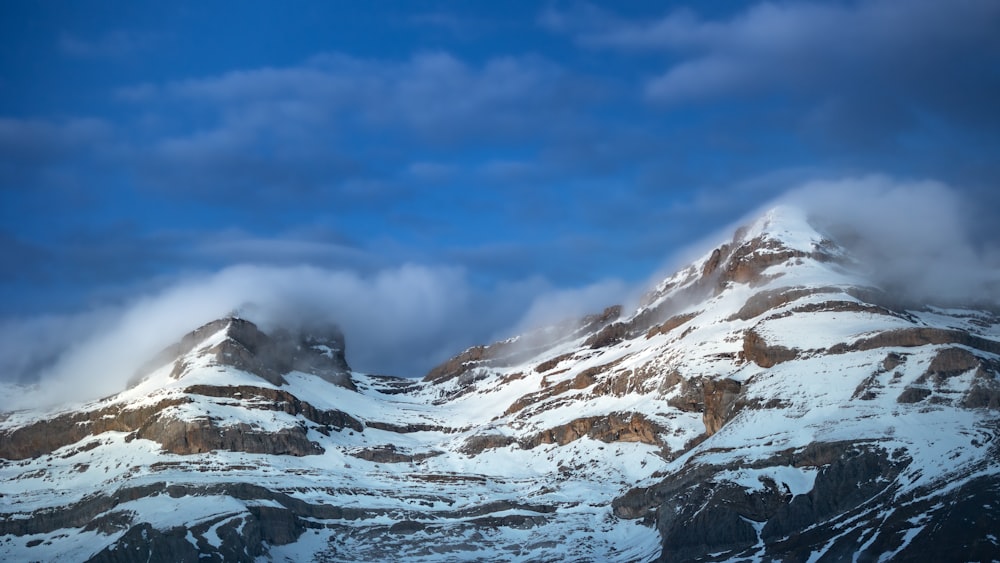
[2,205,999,562]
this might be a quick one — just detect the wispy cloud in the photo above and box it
[2,174,996,412]
[58,30,160,59]
[547,0,1000,146]
[780,175,1000,307]
[0,262,627,410]
[112,51,600,201]
[0,117,111,178]
[159,51,591,141]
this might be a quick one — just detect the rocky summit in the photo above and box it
[2,206,999,562]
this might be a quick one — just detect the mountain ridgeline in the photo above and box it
[2,206,999,562]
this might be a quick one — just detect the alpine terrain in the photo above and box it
[2,206,999,562]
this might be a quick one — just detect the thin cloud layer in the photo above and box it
[4,175,995,412]
[58,30,160,59]
[120,51,596,200]
[559,0,1000,145]
[780,176,1000,307]
[0,263,627,411]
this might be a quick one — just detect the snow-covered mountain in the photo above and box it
[2,206,999,562]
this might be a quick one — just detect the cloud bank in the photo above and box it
[780,176,1000,307]
[553,0,1000,147]
[0,264,625,411]
[1,175,996,412]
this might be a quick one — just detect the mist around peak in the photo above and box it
[1,175,996,412]
[641,175,999,312]
[778,176,1000,308]
[0,264,624,412]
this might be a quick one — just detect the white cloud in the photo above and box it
[647,174,1000,311]
[510,278,630,335]
[0,263,631,411]
[553,0,1000,140]
[144,51,582,143]
[778,175,1000,306]
[3,173,994,412]
[116,51,593,198]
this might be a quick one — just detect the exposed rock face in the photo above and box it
[828,327,1000,356]
[701,378,741,436]
[505,361,616,415]
[183,385,363,431]
[459,434,517,455]
[0,398,187,460]
[282,325,354,388]
[584,321,630,349]
[893,347,1000,408]
[520,412,667,450]
[149,317,354,389]
[924,347,979,380]
[666,374,704,413]
[347,444,442,463]
[742,328,798,368]
[0,383,363,460]
[423,344,500,384]
[89,523,205,563]
[424,306,623,384]
[612,442,923,562]
[644,312,698,338]
[730,286,838,321]
[460,413,668,455]
[0,320,363,461]
[961,371,1000,409]
[897,386,933,403]
[719,236,808,286]
[139,416,323,456]
[11,482,335,563]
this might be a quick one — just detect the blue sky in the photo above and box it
[2,1,999,381]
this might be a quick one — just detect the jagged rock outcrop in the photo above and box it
[584,321,629,349]
[347,444,443,463]
[424,306,623,384]
[520,412,667,450]
[505,360,619,415]
[138,416,323,456]
[0,383,362,460]
[924,347,979,380]
[828,327,1000,356]
[159,317,355,389]
[459,413,668,455]
[644,312,698,338]
[0,397,190,460]
[741,327,798,367]
[701,378,741,436]
[183,385,363,431]
[612,442,922,561]
[423,344,502,384]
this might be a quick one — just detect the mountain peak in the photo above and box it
[635,205,848,318]
[134,315,355,390]
[733,204,826,253]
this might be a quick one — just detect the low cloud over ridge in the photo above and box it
[0,264,625,411]
[1,175,997,412]
[781,176,1000,307]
